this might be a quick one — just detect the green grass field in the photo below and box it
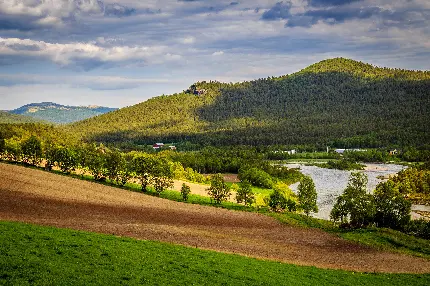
[0,221,429,286]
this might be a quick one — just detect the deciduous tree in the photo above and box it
[297,176,318,216]
[207,174,231,204]
[330,172,375,228]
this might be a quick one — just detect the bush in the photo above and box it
[238,167,273,188]
[404,219,430,239]
[266,182,297,212]
[181,183,191,201]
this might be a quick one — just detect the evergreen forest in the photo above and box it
[66,58,430,148]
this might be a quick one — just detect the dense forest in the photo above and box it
[66,58,430,148]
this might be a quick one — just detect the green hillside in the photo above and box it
[0,111,48,124]
[68,58,430,147]
[9,102,117,124]
[1,222,429,285]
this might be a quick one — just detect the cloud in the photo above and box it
[285,6,382,27]
[0,0,138,31]
[104,3,137,17]
[212,51,224,56]
[0,37,179,69]
[260,0,430,29]
[308,0,363,7]
[0,73,184,90]
[261,1,292,20]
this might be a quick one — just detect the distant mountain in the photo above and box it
[9,102,117,124]
[68,58,430,148]
[0,111,48,124]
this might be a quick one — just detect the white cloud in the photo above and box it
[181,36,195,44]
[0,37,179,68]
[0,73,184,90]
[212,51,224,56]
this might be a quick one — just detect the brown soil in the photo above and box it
[1,163,429,273]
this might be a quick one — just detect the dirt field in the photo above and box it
[1,163,430,273]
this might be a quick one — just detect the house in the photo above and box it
[153,143,164,150]
[169,145,177,150]
[273,149,296,155]
[335,148,366,154]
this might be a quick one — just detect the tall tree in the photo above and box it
[297,175,318,216]
[373,181,411,229]
[152,158,174,196]
[133,154,157,192]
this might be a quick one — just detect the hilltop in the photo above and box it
[9,102,117,124]
[67,58,430,147]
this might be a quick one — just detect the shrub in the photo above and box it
[181,183,191,201]
[266,182,297,212]
[404,219,430,239]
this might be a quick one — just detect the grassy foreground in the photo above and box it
[0,221,429,286]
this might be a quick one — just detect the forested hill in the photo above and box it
[9,102,117,124]
[67,58,430,148]
[0,111,48,124]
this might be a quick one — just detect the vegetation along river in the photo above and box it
[286,164,429,220]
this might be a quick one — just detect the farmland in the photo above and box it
[1,163,430,275]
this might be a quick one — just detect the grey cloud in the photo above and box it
[302,6,381,24]
[308,0,363,7]
[261,1,292,20]
[261,0,428,29]
[104,3,137,17]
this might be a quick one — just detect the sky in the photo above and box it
[0,0,429,110]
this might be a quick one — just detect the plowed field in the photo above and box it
[1,163,429,273]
